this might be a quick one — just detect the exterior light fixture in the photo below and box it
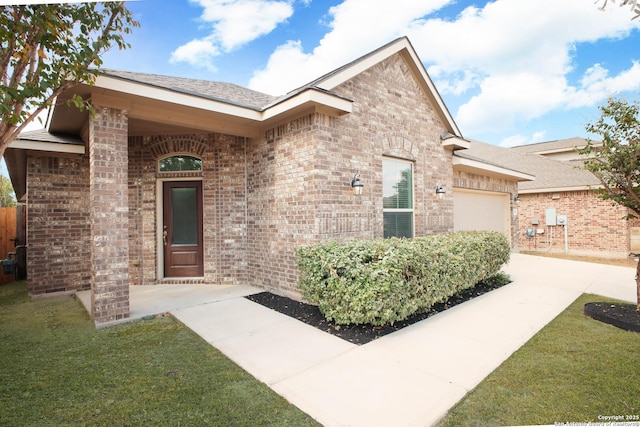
[351,173,364,196]
[435,184,445,199]
[514,195,520,204]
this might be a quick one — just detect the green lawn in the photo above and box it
[439,293,640,426]
[0,281,319,426]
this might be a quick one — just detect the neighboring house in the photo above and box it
[460,138,638,257]
[511,137,594,163]
[4,37,526,326]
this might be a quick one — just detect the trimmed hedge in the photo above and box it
[295,231,510,326]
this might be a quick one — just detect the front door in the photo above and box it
[163,181,204,277]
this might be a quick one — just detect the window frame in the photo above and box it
[382,157,415,238]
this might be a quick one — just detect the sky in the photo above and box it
[6,0,640,150]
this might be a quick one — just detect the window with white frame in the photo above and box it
[383,158,414,238]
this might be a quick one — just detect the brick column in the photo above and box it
[89,106,130,325]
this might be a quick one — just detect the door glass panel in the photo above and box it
[172,187,197,244]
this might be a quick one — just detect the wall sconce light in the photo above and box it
[514,195,520,204]
[351,173,364,196]
[435,184,445,199]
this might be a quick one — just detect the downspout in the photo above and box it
[244,137,249,280]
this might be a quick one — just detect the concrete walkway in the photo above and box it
[80,254,638,426]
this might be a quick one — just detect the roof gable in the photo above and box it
[287,37,463,140]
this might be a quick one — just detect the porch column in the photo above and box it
[89,106,130,325]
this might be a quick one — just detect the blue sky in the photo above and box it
[11,0,640,148]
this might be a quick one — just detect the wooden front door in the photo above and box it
[163,181,204,277]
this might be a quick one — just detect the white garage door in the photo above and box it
[453,189,510,234]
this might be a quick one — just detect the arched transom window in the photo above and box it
[158,155,202,172]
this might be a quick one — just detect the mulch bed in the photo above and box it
[584,302,640,333]
[245,279,509,345]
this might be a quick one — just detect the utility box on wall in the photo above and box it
[557,215,567,226]
[545,208,557,226]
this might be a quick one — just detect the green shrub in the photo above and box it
[295,231,510,326]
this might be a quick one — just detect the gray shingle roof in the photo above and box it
[456,140,600,191]
[509,137,591,154]
[102,69,278,110]
[15,128,83,145]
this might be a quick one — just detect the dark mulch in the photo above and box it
[584,302,640,333]
[245,279,509,345]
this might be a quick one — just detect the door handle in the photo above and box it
[163,230,168,246]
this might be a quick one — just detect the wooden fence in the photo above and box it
[0,206,25,284]
[0,207,17,283]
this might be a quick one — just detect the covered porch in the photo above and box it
[6,70,352,327]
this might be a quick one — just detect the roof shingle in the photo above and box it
[456,140,600,191]
[102,69,278,110]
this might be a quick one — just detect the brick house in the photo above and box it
[459,138,639,257]
[5,37,526,326]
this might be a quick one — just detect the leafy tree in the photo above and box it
[0,2,139,161]
[596,0,640,19]
[579,97,640,311]
[0,175,16,207]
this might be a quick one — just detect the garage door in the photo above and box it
[453,189,510,234]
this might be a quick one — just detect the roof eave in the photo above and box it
[518,185,603,194]
[9,138,85,155]
[262,87,352,121]
[453,156,535,181]
[93,75,264,120]
[443,135,471,150]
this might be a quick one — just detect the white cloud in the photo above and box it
[409,0,640,135]
[171,38,220,71]
[249,0,452,94]
[170,0,294,70]
[566,61,640,108]
[499,131,546,148]
[456,72,568,135]
[248,0,640,138]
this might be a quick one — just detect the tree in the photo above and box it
[0,2,139,161]
[579,97,640,311]
[596,0,640,19]
[0,175,16,207]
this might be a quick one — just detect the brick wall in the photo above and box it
[246,52,454,298]
[89,106,130,323]
[517,190,631,256]
[246,114,321,297]
[334,54,454,237]
[26,155,91,295]
[207,134,248,284]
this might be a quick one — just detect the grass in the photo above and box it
[439,293,640,426]
[521,250,638,268]
[0,281,319,427]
